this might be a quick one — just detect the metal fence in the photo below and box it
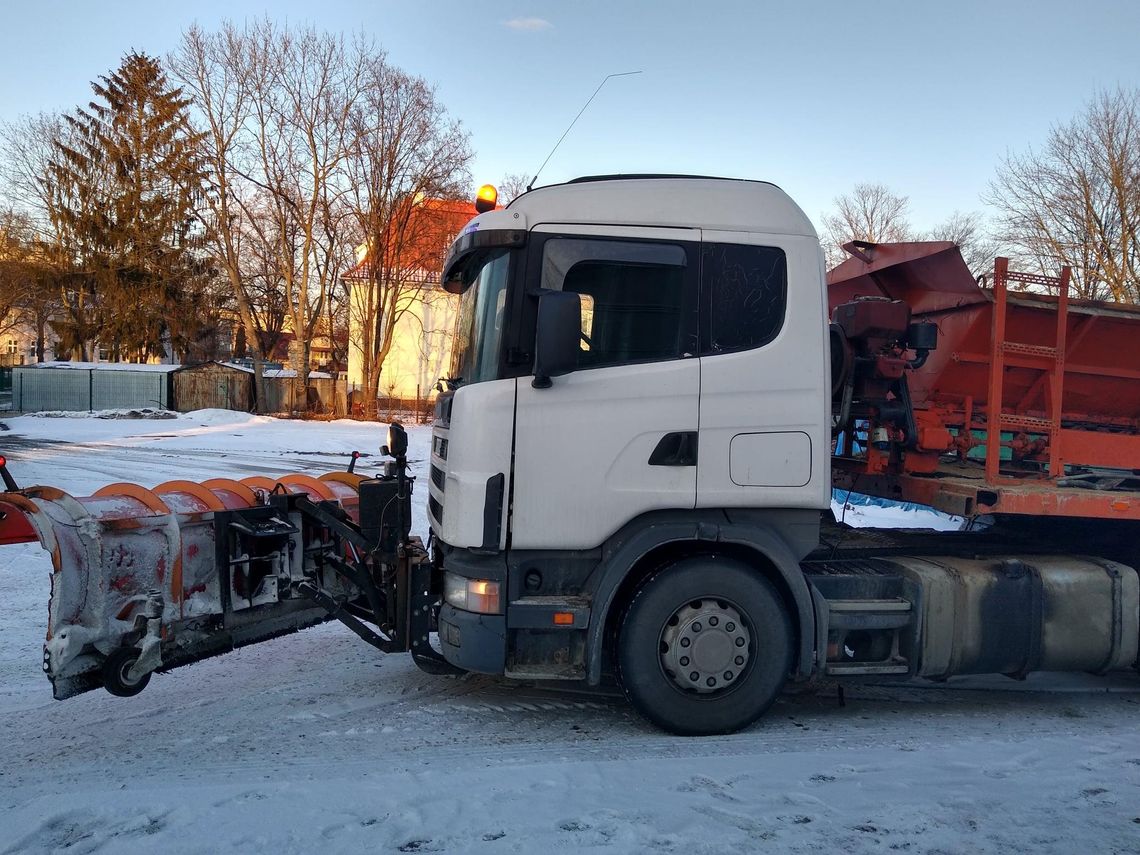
[349,393,434,424]
[9,363,437,421]
[0,367,11,409]
[14,365,173,412]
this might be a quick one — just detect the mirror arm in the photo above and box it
[532,290,581,391]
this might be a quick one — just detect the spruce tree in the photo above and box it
[47,51,208,361]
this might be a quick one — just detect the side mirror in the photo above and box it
[386,422,408,457]
[533,291,581,389]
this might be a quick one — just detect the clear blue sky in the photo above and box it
[2,1,1138,230]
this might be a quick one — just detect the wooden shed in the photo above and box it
[260,369,337,414]
[172,362,253,412]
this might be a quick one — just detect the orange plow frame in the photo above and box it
[0,472,364,699]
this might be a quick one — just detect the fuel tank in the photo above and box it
[893,555,1140,679]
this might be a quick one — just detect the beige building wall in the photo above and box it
[0,313,56,366]
[347,280,459,400]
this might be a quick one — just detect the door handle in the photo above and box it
[649,432,698,466]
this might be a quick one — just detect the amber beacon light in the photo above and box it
[474,184,498,213]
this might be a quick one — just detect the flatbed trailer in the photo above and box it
[829,240,1140,523]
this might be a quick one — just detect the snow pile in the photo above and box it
[26,408,178,420]
[177,407,260,426]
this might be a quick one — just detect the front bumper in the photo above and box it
[433,538,508,674]
[438,604,506,674]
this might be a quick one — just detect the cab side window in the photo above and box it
[701,243,787,354]
[542,238,694,369]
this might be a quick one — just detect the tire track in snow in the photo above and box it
[3,643,1136,792]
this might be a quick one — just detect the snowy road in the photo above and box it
[1,412,1138,854]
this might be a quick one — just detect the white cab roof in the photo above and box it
[506,175,817,238]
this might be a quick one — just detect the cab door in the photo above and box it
[511,224,701,550]
[695,231,830,511]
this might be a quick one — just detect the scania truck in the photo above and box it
[5,175,1138,735]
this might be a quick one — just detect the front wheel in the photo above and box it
[102,647,152,697]
[617,556,792,735]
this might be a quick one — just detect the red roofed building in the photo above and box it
[342,197,473,402]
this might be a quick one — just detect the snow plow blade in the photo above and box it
[0,460,443,700]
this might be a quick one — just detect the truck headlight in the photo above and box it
[443,573,502,615]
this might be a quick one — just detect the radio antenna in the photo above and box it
[526,70,642,192]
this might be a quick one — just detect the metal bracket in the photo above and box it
[296,581,400,653]
[408,556,462,675]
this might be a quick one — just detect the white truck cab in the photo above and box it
[429,176,831,733]
[427,175,1140,736]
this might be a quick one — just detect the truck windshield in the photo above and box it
[450,249,510,385]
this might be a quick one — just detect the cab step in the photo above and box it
[824,597,914,677]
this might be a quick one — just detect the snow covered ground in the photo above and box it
[1,411,1138,854]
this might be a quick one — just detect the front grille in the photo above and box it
[428,494,444,524]
[430,464,446,492]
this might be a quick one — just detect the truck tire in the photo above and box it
[617,555,792,735]
[102,647,152,697]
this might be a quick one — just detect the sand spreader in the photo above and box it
[0,425,448,699]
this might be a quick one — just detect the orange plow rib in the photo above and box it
[0,473,364,700]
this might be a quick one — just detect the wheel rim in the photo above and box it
[658,598,751,695]
[117,657,142,688]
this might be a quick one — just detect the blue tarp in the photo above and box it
[831,489,935,514]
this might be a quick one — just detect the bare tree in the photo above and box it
[0,210,36,339]
[172,22,282,409]
[987,88,1140,301]
[173,21,363,408]
[174,21,468,415]
[498,172,530,206]
[0,114,63,223]
[923,210,1002,277]
[237,187,298,360]
[0,209,66,363]
[821,183,912,268]
[0,114,95,360]
[345,57,471,419]
[233,21,368,411]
